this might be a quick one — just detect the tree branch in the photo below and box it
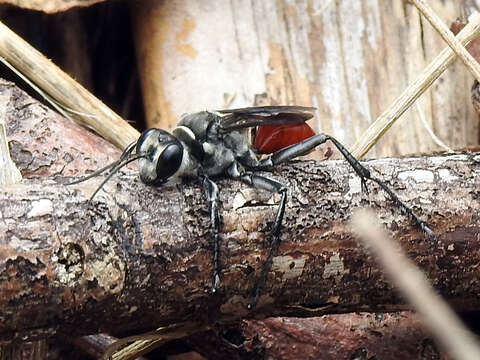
[185,312,445,360]
[1,150,479,342]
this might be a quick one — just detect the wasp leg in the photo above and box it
[202,176,221,293]
[258,134,370,184]
[257,134,435,241]
[232,170,287,309]
[370,177,436,241]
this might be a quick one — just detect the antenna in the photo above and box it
[87,154,145,201]
[67,141,142,201]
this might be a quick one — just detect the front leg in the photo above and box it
[202,176,221,293]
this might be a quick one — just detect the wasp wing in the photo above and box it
[217,106,315,133]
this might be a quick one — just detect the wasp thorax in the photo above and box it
[136,128,184,185]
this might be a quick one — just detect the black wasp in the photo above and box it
[69,106,435,309]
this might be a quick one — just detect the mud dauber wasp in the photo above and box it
[69,106,435,309]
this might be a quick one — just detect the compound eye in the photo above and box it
[137,128,158,150]
[154,143,183,184]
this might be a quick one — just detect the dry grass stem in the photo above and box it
[0,105,21,185]
[0,21,140,149]
[415,102,453,153]
[103,322,206,360]
[0,128,21,185]
[352,210,480,360]
[410,0,480,82]
[349,12,480,158]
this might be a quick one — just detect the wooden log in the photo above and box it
[1,77,455,359]
[185,313,449,360]
[1,78,123,178]
[0,150,479,342]
[2,73,480,345]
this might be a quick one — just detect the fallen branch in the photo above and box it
[1,77,463,358]
[185,312,447,360]
[0,151,479,342]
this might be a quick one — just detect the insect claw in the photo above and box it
[246,283,262,310]
[423,226,438,250]
[211,274,220,294]
[246,294,259,310]
[424,226,437,242]
[361,179,369,194]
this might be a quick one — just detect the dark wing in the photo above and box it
[217,106,315,133]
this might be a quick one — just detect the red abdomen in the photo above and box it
[254,123,316,154]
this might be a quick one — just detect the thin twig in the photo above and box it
[415,102,454,153]
[73,334,148,360]
[0,21,140,149]
[352,210,480,360]
[349,12,480,158]
[410,0,480,82]
[0,56,73,122]
[103,322,206,360]
[0,93,21,185]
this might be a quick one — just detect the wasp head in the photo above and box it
[136,128,184,185]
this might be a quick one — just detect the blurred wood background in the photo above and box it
[131,0,480,158]
[1,0,479,159]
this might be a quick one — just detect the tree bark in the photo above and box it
[0,150,479,342]
[1,78,122,179]
[185,312,447,360]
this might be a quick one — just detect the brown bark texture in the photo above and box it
[2,92,480,344]
[3,153,480,341]
[2,78,122,179]
[186,312,447,360]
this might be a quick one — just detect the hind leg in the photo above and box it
[255,134,435,240]
[228,166,288,309]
